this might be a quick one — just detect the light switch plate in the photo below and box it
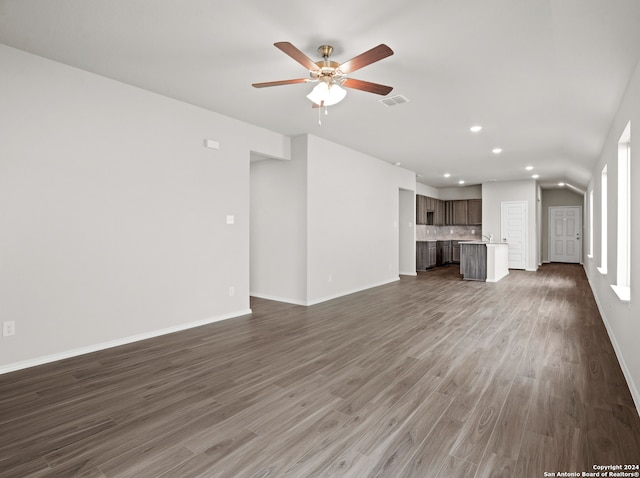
[226,215,234,225]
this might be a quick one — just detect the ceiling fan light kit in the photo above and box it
[306,81,346,106]
[252,41,394,123]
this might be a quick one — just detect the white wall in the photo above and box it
[416,183,440,198]
[438,185,482,200]
[482,179,538,271]
[249,134,416,305]
[584,56,640,412]
[0,45,288,371]
[415,183,482,200]
[250,139,307,305]
[306,135,415,304]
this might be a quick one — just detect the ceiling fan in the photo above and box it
[252,42,394,109]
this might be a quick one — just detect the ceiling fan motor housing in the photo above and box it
[311,45,341,80]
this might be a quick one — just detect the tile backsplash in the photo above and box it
[416,225,483,241]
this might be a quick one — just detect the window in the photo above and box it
[613,122,631,301]
[589,189,594,258]
[598,165,607,275]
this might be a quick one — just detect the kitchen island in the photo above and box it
[459,241,509,282]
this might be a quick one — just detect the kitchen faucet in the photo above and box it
[482,233,493,242]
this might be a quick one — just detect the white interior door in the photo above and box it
[549,206,582,263]
[501,201,527,270]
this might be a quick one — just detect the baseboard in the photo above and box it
[250,292,307,306]
[399,271,418,276]
[0,309,252,375]
[585,268,640,417]
[252,278,402,307]
[306,277,400,306]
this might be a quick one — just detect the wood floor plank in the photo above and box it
[474,452,517,478]
[0,263,638,477]
[436,455,478,478]
[365,391,453,477]
[484,374,534,461]
[396,414,466,477]
[449,375,512,465]
[159,428,258,478]
[514,430,558,476]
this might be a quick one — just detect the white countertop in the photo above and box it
[459,241,508,246]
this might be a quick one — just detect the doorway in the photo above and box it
[548,206,582,263]
[501,201,527,270]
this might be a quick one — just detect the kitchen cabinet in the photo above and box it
[460,242,487,280]
[460,241,509,282]
[428,242,437,268]
[451,240,461,263]
[444,199,482,225]
[434,199,445,225]
[437,240,451,266]
[418,196,482,226]
[467,199,482,225]
[416,195,427,225]
[416,195,445,225]
[451,200,468,225]
[416,241,427,269]
[416,241,437,270]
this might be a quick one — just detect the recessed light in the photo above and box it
[444,173,451,178]
[458,180,465,185]
[525,166,534,171]
[470,125,482,133]
[492,148,502,154]
[558,182,565,186]
[394,162,402,166]
[532,174,539,179]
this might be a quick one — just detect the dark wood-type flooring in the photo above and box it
[1,263,639,477]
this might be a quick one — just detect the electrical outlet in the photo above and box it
[228,286,235,297]
[3,321,16,337]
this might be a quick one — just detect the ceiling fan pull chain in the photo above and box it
[318,104,322,126]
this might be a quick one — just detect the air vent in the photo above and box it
[379,94,410,107]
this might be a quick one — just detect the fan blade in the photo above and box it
[252,78,311,88]
[342,78,393,96]
[339,44,393,74]
[274,42,321,72]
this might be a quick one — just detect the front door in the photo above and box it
[549,206,582,263]
[501,201,527,270]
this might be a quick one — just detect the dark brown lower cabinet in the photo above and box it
[436,240,451,266]
[460,243,487,281]
[428,243,436,268]
[416,241,437,270]
[451,240,460,263]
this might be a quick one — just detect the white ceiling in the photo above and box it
[2,0,639,190]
